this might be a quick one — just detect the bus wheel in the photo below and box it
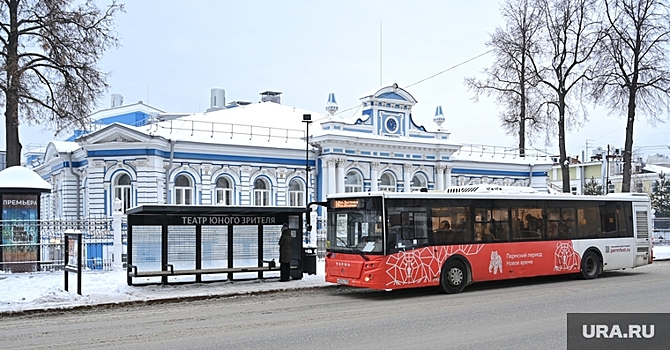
[439,259,467,294]
[580,251,601,280]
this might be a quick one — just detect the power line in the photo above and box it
[329,50,494,118]
[405,50,493,88]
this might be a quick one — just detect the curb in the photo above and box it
[0,283,336,317]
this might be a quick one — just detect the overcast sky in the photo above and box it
[6,0,670,159]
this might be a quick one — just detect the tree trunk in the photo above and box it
[519,29,527,158]
[558,95,570,193]
[5,0,22,167]
[622,87,636,193]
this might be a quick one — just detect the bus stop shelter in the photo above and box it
[125,205,313,285]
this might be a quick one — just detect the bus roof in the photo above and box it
[327,186,650,203]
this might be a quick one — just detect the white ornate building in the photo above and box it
[29,84,553,222]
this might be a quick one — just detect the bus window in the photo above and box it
[387,208,428,251]
[547,207,576,240]
[598,202,633,238]
[327,197,384,254]
[511,207,543,240]
[474,208,495,242]
[491,208,510,241]
[600,203,618,237]
[577,204,600,238]
[431,206,471,244]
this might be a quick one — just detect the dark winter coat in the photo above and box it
[279,227,292,263]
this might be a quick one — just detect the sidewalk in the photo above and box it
[0,263,330,315]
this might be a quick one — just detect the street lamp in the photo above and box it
[302,114,313,240]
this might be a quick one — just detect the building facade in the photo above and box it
[548,147,670,196]
[29,84,553,222]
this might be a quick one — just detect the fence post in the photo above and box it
[309,210,318,247]
[112,198,123,270]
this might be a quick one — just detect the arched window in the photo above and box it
[174,174,193,205]
[411,174,427,192]
[215,177,233,205]
[345,171,363,193]
[288,179,304,206]
[114,173,132,212]
[379,172,396,192]
[254,178,270,206]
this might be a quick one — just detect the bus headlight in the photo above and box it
[364,274,373,282]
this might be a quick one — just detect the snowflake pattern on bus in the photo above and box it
[385,245,484,287]
[554,241,580,271]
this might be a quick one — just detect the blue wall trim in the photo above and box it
[377,91,407,101]
[86,149,315,167]
[451,168,546,177]
[342,127,373,133]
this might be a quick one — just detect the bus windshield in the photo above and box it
[327,197,384,254]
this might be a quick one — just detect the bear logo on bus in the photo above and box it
[489,250,503,275]
[554,241,580,271]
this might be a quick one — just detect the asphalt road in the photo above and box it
[2,261,669,350]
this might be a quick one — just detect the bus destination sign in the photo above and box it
[332,199,359,209]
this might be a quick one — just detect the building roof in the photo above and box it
[0,166,50,191]
[644,164,670,174]
[88,101,165,122]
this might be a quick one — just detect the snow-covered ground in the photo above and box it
[2,247,669,315]
[0,261,330,314]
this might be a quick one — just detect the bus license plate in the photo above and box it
[337,278,350,285]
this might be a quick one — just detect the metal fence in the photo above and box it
[316,217,327,259]
[0,217,127,272]
[654,217,670,246]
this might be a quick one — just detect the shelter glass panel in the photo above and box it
[167,226,196,271]
[202,225,228,269]
[130,226,161,272]
[233,225,258,268]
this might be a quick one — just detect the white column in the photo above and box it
[403,164,412,192]
[327,159,336,195]
[336,158,345,193]
[112,198,123,270]
[370,162,379,191]
[436,165,445,191]
[240,166,252,205]
[445,165,453,188]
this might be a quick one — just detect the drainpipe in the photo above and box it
[69,152,81,220]
[165,139,176,204]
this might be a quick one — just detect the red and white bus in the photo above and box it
[324,185,652,293]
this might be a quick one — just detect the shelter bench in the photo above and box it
[126,260,298,285]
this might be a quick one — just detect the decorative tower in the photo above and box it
[433,106,445,130]
[325,92,338,115]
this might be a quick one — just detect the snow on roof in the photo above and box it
[88,101,165,122]
[644,164,670,174]
[0,166,50,191]
[48,141,81,153]
[450,145,554,165]
[141,101,325,150]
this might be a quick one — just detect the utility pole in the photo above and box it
[302,114,313,244]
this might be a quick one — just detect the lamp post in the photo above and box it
[302,114,313,243]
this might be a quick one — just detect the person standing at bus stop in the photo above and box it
[279,223,292,282]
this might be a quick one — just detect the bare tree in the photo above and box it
[530,0,600,192]
[466,0,546,157]
[0,0,123,167]
[591,0,670,192]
